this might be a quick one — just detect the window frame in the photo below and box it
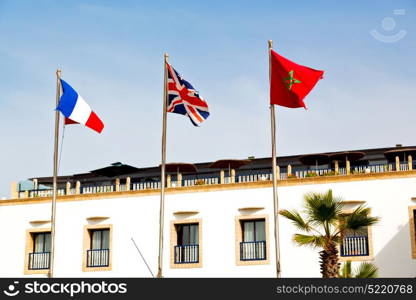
[170,219,202,269]
[409,206,416,259]
[82,224,113,272]
[338,209,374,262]
[24,227,51,275]
[235,214,270,266]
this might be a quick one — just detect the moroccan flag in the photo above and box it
[270,49,324,109]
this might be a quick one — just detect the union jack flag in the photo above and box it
[166,63,209,126]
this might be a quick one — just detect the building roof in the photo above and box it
[29,145,415,186]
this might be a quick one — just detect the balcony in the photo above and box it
[174,244,199,264]
[86,249,110,267]
[340,236,369,257]
[28,252,50,270]
[240,241,266,261]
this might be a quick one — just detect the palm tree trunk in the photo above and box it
[319,243,340,278]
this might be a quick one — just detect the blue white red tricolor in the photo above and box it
[56,79,104,133]
[166,63,209,126]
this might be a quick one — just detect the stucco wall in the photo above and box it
[0,176,415,277]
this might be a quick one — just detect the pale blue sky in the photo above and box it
[0,0,415,197]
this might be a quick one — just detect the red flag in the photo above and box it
[270,49,324,109]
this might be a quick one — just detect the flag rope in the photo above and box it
[57,124,65,174]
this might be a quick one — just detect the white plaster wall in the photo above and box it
[0,176,415,277]
[278,177,416,278]
[163,188,276,277]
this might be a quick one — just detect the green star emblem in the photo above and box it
[283,70,301,91]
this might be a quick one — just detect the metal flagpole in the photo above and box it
[48,69,61,278]
[268,40,281,278]
[157,53,169,278]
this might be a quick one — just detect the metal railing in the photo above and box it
[400,163,409,171]
[237,173,272,183]
[174,244,199,264]
[183,177,219,187]
[340,236,369,257]
[82,185,115,194]
[28,252,50,270]
[131,182,161,191]
[86,249,110,267]
[29,189,65,198]
[240,241,266,261]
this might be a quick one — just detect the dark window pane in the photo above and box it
[90,229,110,249]
[243,221,255,242]
[255,221,265,241]
[243,220,265,242]
[34,233,44,252]
[33,232,51,252]
[101,230,110,249]
[177,224,199,245]
[44,233,51,252]
[189,225,198,244]
[414,209,416,240]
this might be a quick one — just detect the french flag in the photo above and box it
[57,79,104,133]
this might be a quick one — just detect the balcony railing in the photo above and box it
[28,252,50,270]
[131,182,161,191]
[82,185,115,194]
[340,236,369,257]
[237,173,272,183]
[87,249,110,267]
[174,244,199,264]
[25,189,66,198]
[240,241,266,261]
[183,177,219,187]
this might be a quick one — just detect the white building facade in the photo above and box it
[1,167,416,277]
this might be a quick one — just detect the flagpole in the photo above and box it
[48,69,61,278]
[157,53,169,278]
[268,40,281,278]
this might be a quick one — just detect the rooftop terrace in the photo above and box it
[11,145,416,199]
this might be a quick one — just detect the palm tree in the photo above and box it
[279,189,379,278]
[339,261,378,278]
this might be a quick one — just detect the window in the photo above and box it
[235,215,269,266]
[340,228,370,257]
[24,228,51,275]
[339,211,374,261]
[29,232,51,270]
[170,219,202,268]
[175,223,199,264]
[240,220,266,261]
[413,209,416,236]
[409,206,416,259]
[87,229,110,267]
[83,224,112,272]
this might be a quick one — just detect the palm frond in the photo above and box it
[304,189,344,225]
[279,209,311,232]
[339,205,379,232]
[293,234,326,248]
[354,262,378,278]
